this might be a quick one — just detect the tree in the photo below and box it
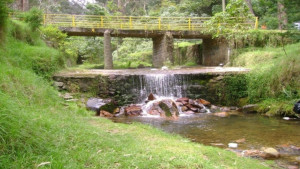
[277,0,287,30]
[244,0,254,15]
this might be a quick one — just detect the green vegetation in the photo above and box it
[230,43,300,116]
[0,19,270,168]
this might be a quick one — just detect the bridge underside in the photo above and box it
[61,27,229,68]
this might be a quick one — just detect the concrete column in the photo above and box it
[104,30,113,69]
[152,32,174,68]
[202,38,229,66]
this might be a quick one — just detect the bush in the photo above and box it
[24,7,43,31]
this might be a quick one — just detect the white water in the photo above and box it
[137,74,187,102]
[134,74,210,117]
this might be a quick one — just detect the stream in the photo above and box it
[112,110,300,167]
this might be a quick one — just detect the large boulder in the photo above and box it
[86,98,117,116]
[197,99,211,106]
[158,99,179,119]
[147,93,156,101]
[125,105,143,116]
[293,101,300,114]
[261,147,280,159]
[242,104,259,114]
[146,99,179,119]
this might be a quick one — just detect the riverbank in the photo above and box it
[229,43,300,116]
[0,20,270,168]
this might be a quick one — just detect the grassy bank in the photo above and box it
[0,21,271,168]
[230,43,300,116]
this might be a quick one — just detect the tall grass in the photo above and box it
[231,43,300,115]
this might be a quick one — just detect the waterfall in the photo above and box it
[137,74,187,102]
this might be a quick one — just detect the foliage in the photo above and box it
[203,0,254,39]
[24,7,43,31]
[86,3,108,15]
[219,75,248,105]
[113,38,152,67]
[40,25,67,48]
[252,0,300,29]
[3,20,64,78]
[0,0,13,44]
[179,0,221,17]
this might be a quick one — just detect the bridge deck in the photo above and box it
[42,14,257,38]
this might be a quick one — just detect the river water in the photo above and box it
[112,111,300,167]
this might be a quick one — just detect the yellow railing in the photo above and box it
[42,14,258,31]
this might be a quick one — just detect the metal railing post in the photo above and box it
[255,17,259,29]
[43,14,46,25]
[129,16,133,29]
[101,16,104,28]
[72,15,75,27]
[158,17,161,30]
[188,18,191,30]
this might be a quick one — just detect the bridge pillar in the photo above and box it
[202,38,229,66]
[104,30,113,69]
[152,32,174,68]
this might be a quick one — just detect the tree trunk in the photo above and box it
[244,0,255,15]
[277,0,288,30]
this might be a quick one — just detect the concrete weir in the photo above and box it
[61,28,230,68]
[53,67,249,105]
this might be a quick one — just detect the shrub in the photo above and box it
[24,7,43,31]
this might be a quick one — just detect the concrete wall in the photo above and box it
[53,73,235,106]
[104,30,113,69]
[152,32,174,68]
[202,38,229,66]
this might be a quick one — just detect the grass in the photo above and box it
[230,43,300,116]
[0,20,272,168]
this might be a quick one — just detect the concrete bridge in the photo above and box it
[43,14,258,69]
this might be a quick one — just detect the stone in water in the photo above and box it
[228,143,238,148]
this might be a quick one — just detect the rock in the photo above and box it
[228,143,238,148]
[63,93,73,100]
[235,138,246,143]
[86,98,113,116]
[210,105,219,111]
[210,143,224,146]
[147,93,156,101]
[100,110,113,117]
[287,165,299,169]
[199,109,207,113]
[114,107,125,117]
[181,106,188,112]
[149,109,160,115]
[158,99,179,119]
[261,147,280,159]
[113,108,120,114]
[184,111,195,114]
[293,101,300,114]
[176,97,189,103]
[175,102,183,106]
[213,112,230,117]
[220,107,230,112]
[53,81,64,88]
[197,99,211,106]
[277,144,300,156]
[295,156,300,162]
[242,104,259,114]
[125,105,142,116]
[215,76,224,81]
[242,150,263,157]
